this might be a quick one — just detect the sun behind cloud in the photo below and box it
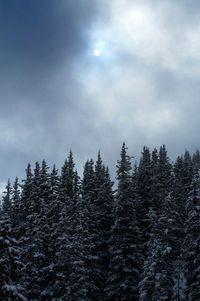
[94,49,101,56]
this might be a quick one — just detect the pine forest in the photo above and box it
[1,143,200,301]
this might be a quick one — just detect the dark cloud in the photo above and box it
[0,0,110,182]
[0,0,200,189]
[174,0,200,13]
[0,0,108,103]
[0,0,102,65]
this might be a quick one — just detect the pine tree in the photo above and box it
[131,165,147,263]
[173,155,187,253]
[148,145,172,214]
[78,153,114,301]
[0,213,26,301]
[139,146,174,301]
[59,150,76,201]
[157,145,172,200]
[139,194,175,301]
[183,150,193,193]
[21,162,41,299]
[107,143,142,301]
[10,163,33,299]
[19,163,33,225]
[66,170,89,301]
[93,153,114,300]
[184,169,200,300]
[53,151,82,300]
[192,149,200,169]
[80,158,99,300]
[2,179,13,216]
[39,164,60,299]
[137,146,152,206]
[169,156,187,301]
[136,147,152,256]
[1,144,200,300]
[34,160,55,300]
[12,177,21,238]
[149,148,160,212]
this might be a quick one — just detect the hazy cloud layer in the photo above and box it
[0,0,200,187]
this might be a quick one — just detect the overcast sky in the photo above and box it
[1,0,200,190]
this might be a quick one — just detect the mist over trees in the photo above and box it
[1,144,200,300]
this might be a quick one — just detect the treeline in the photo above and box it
[1,143,200,300]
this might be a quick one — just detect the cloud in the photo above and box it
[77,0,200,164]
[0,0,200,183]
[0,0,110,180]
[92,0,200,75]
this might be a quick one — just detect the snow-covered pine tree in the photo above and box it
[183,150,193,194]
[12,177,22,238]
[53,151,82,300]
[149,145,173,214]
[93,152,114,301]
[80,158,100,300]
[106,143,142,301]
[18,163,33,227]
[171,156,187,300]
[0,213,26,301]
[2,179,13,217]
[173,155,187,249]
[173,155,187,234]
[65,170,89,301]
[137,146,152,207]
[149,148,160,212]
[33,159,56,300]
[10,163,33,299]
[157,145,173,200]
[136,146,152,257]
[21,161,44,300]
[139,145,175,301]
[184,168,200,301]
[50,164,60,203]
[12,177,21,214]
[38,163,61,299]
[139,194,176,301]
[192,149,200,169]
[76,154,114,301]
[131,164,146,263]
[49,163,60,236]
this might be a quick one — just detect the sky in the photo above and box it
[1,0,200,191]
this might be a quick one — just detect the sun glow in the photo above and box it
[130,10,144,21]
[94,49,101,56]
